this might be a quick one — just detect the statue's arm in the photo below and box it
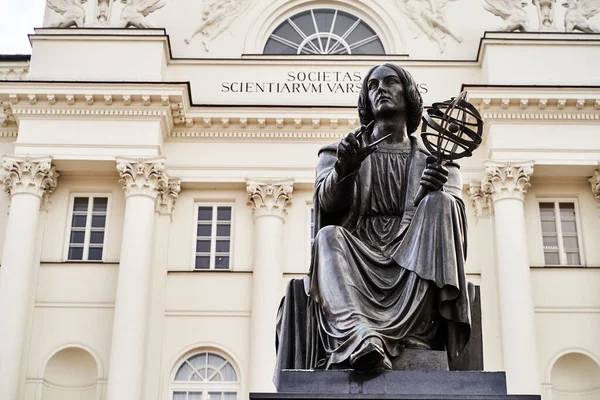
[316,147,357,213]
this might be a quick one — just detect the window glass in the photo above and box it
[195,205,233,270]
[264,9,385,55]
[538,201,582,266]
[172,352,239,400]
[67,196,109,261]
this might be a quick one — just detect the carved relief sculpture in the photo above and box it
[46,0,87,28]
[397,0,463,53]
[483,0,530,31]
[562,0,600,32]
[185,0,251,51]
[95,0,112,24]
[119,0,168,28]
[534,0,558,31]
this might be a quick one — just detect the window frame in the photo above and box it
[191,202,235,271]
[170,350,241,400]
[63,193,111,262]
[536,198,585,267]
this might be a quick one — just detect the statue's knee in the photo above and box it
[315,225,343,246]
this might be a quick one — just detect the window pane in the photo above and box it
[93,197,108,212]
[196,240,211,253]
[566,252,581,265]
[195,256,210,269]
[209,392,222,400]
[198,207,213,221]
[217,207,231,221]
[216,240,230,253]
[208,353,226,369]
[91,215,106,228]
[539,203,555,218]
[174,362,193,381]
[544,252,560,265]
[73,197,89,212]
[541,220,557,234]
[542,235,558,250]
[70,230,85,244]
[223,392,237,400]
[188,393,202,400]
[71,214,87,228]
[68,246,84,260]
[221,364,237,381]
[215,256,230,270]
[562,236,579,250]
[90,231,104,244]
[173,392,187,400]
[559,203,576,219]
[561,220,577,234]
[88,247,103,261]
[216,224,231,237]
[197,224,212,237]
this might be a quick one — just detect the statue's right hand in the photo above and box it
[335,124,377,178]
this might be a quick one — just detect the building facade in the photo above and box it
[0,0,600,399]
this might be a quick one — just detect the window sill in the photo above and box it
[168,270,251,274]
[530,265,600,269]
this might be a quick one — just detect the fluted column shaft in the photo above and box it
[247,180,293,392]
[106,157,168,400]
[0,156,58,400]
[482,161,541,395]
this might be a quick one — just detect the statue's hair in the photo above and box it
[357,63,424,135]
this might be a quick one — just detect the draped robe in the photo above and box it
[275,136,471,376]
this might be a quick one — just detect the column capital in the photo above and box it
[467,180,493,218]
[116,157,168,199]
[482,161,534,203]
[2,156,59,202]
[246,179,293,220]
[589,168,600,202]
[156,178,181,216]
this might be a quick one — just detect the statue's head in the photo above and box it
[358,63,423,135]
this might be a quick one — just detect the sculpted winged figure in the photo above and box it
[482,0,530,31]
[46,0,86,27]
[120,0,168,28]
[563,0,600,32]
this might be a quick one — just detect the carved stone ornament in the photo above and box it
[120,0,168,28]
[483,0,530,32]
[46,0,86,28]
[247,179,293,220]
[3,156,59,208]
[156,177,181,215]
[116,157,168,199]
[481,161,534,202]
[589,168,600,201]
[467,180,493,218]
[563,0,600,33]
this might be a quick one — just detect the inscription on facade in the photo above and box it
[221,71,429,94]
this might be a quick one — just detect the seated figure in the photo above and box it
[275,64,471,374]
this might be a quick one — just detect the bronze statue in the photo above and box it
[275,64,472,375]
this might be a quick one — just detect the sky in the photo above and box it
[0,0,45,55]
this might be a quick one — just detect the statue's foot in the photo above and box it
[401,337,431,350]
[350,337,392,370]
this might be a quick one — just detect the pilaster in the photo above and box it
[247,179,293,220]
[482,161,534,203]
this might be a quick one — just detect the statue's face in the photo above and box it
[366,66,406,118]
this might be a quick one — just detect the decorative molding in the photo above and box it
[169,130,345,140]
[482,160,534,202]
[247,179,293,220]
[116,157,168,199]
[2,156,59,207]
[156,177,181,215]
[589,168,600,202]
[481,111,600,120]
[0,68,29,81]
[467,180,493,218]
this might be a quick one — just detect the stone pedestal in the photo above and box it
[253,370,541,400]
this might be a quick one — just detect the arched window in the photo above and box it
[171,351,240,400]
[263,9,385,55]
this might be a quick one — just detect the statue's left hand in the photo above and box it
[420,156,448,192]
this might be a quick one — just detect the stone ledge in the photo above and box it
[251,394,540,400]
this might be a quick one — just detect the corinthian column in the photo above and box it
[0,156,58,400]
[246,179,293,392]
[482,161,541,395]
[106,157,167,400]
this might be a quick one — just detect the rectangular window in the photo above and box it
[66,196,109,261]
[194,204,233,270]
[539,201,583,266]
